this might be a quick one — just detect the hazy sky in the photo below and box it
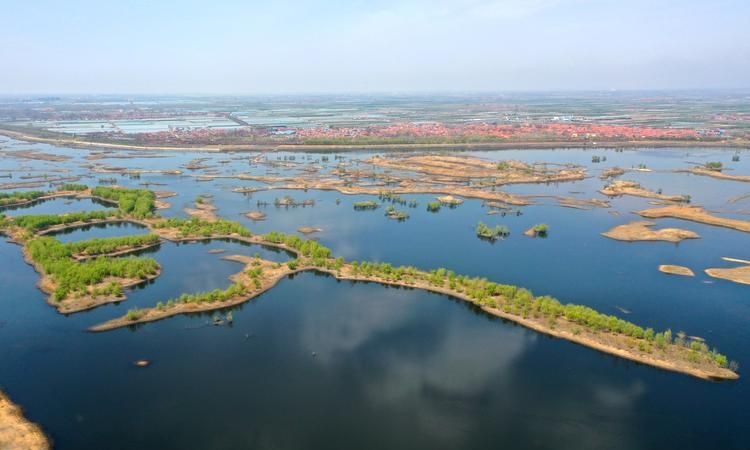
[1,0,748,94]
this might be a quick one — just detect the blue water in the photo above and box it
[1,137,749,449]
[1,197,111,216]
[48,222,151,243]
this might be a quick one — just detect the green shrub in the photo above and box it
[92,186,155,218]
[153,217,251,237]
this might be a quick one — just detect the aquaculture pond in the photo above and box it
[1,135,749,449]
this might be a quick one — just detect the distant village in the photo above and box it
[87,121,725,146]
[0,95,743,146]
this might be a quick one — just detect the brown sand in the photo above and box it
[600,167,626,179]
[245,211,267,221]
[602,221,700,242]
[366,154,586,185]
[600,180,689,202]
[705,265,750,285]
[659,265,695,277]
[0,391,50,450]
[437,195,463,205]
[185,201,217,221]
[638,205,750,233]
[683,167,750,182]
[558,196,610,210]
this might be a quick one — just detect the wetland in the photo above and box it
[1,134,750,449]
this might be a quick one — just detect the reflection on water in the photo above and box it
[1,197,111,216]
[3,266,745,449]
[48,221,150,242]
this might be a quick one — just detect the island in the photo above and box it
[678,165,750,183]
[524,224,549,237]
[638,205,750,233]
[659,265,696,277]
[602,221,700,243]
[705,265,750,285]
[600,180,690,203]
[476,222,510,241]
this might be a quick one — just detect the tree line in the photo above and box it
[152,217,251,237]
[12,210,118,232]
[66,234,160,256]
[346,261,734,370]
[0,184,87,207]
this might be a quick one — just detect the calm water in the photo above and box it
[1,135,749,449]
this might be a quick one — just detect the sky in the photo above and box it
[1,0,748,94]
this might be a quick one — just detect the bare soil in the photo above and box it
[602,221,700,242]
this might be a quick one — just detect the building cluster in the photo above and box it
[86,121,718,145]
[295,122,702,141]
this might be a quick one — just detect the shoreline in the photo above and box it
[638,205,750,233]
[705,265,750,285]
[601,221,700,242]
[3,220,162,314]
[599,180,689,203]
[678,167,750,183]
[0,390,50,450]
[36,218,150,236]
[0,191,81,209]
[72,240,163,261]
[1,128,748,153]
[20,241,163,315]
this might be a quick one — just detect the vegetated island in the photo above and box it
[557,196,610,210]
[0,390,50,450]
[600,167,627,179]
[601,221,700,243]
[245,211,267,221]
[366,155,586,186]
[0,183,89,208]
[659,265,695,277]
[476,222,509,241]
[88,225,738,381]
[234,180,529,206]
[678,163,750,183]
[353,200,379,210]
[524,224,549,237]
[437,195,464,206]
[600,180,691,203]
[638,205,750,233]
[0,187,739,381]
[219,154,550,207]
[297,227,322,234]
[384,205,410,221]
[1,187,162,313]
[184,196,218,221]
